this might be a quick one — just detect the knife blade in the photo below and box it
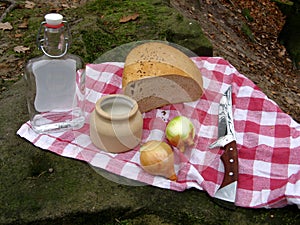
[209,86,238,203]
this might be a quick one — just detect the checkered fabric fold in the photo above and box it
[17,57,300,208]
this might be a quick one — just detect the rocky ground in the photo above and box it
[171,0,300,123]
[0,0,300,225]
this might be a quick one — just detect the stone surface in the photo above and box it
[0,2,214,224]
[0,1,299,225]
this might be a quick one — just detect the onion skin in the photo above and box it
[140,140,177,181]
[165,116,195,152]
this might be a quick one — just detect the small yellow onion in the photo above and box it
[165,116,195,152]
[140,140,177,181]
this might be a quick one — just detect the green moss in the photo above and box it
[242,8,254,22]
[241,23,255,42]
[77,0,172,62]
[1,1,300,225]
[272,0,294,6]
[3,0,211,66]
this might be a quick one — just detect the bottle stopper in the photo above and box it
[44,13,63,26]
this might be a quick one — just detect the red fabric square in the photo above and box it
[238,174,254,190]
[275,124,291,138]
[245,120,261,134]
[272,148,290,164]
[201,166,219,183]
[247,97,265,111]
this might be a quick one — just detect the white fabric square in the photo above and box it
[237,85,254,98]
[153,176,171,189]
[287,164,300,177]
[235,132,245,145]
[258,134,275,147]
[97,71,114,83]
[186,166,203,182]
[85,66,100,79]
[249,190,261,207]
[25,125,40,139]
[202,61,216,71]
[291,135,300,148]
[224,65,236,75]
[235,108,248,121]
[286,180,300,206]
[73,133,91,147]
[86,89,103,104]
[202,75,211,89]
[207,101,220,115]
[120,163,141,181]
[198,125,216,139]
[189,149,206,165]
[260,111,277,126]
[61,143,82,158]
[34,135,56,149]
[90,153,111,168]
[146,129,165,141]
[253,160,272,177]
[250,189,271,208]
[129,151,141,164]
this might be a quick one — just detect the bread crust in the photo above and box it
[122,42,204,112]
[122,62,190,87]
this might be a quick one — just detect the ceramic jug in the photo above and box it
[90,94,143,153]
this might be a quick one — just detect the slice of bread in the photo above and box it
[122,42,203,113]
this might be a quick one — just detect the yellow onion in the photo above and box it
[165,116,195,152]
[140,140,177,181]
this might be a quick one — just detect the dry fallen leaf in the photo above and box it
[25,1,36,9]
[15,33,24,38]
[285,96,295,105]
[62,3,70,8]
[0,22,13,31]
[18,19,28,29]
[119,13,139,23]
[14,46,30,53]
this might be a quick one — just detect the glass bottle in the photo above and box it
[24,13,85,133]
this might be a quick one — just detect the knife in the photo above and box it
[209,86,238,203]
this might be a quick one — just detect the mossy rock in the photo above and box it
[71,0,212,62]
[1,1,300,225]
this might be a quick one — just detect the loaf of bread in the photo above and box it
[122,42,203,113]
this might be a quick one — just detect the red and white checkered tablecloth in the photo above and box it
[17,57,300,208]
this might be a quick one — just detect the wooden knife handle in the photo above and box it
[220,141,238,188]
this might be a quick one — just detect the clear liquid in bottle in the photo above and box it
[24,13,85,133]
